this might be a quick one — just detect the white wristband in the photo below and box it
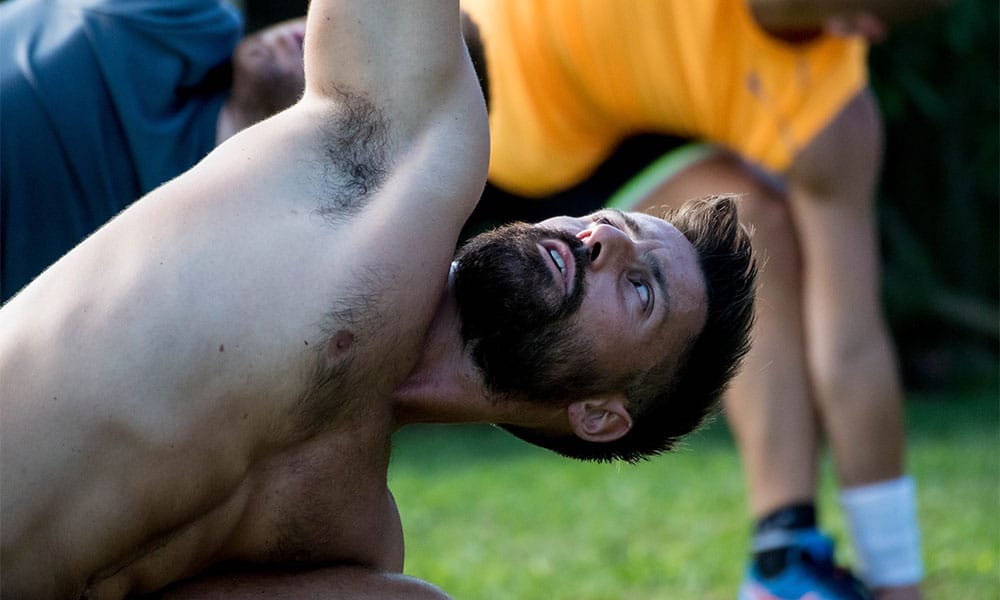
[839,475,924,588]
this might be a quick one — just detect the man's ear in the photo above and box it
[566,396,632,443]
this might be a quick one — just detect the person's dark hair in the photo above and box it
[501,195,757,463]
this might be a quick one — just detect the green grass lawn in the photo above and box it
[388,387,999,599]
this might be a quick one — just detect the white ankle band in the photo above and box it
[839,475,923,588]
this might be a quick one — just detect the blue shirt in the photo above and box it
[1,0,242,300]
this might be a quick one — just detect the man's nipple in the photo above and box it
[328,329,355,357]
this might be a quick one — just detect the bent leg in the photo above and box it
[785,89,904,488]
[149,566,451,600]
[631,151,819,518]
[787,89,920,598]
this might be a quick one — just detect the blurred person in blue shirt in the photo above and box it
[1,0,306,301]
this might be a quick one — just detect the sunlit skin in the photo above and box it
[0,2,491,597]
[536,210,708,382]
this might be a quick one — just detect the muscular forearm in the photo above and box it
[303,0,466,112]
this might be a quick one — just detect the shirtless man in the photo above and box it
[2,0,485,596]
[0,0,756,598]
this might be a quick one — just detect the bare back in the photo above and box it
[0,2,488,597]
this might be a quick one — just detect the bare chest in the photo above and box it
[232,426,401,567]
[83,424,400,599]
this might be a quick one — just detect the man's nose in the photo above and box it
[578,224,634,270]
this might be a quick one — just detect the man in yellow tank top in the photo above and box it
[466,0,866,197]
[462,1,948,598]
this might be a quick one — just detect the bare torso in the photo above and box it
[1,83,484,598]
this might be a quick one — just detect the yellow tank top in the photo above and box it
[462,0,868,197]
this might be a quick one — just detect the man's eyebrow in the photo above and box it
[608,209,642,237]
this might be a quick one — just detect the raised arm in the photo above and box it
[303,0,471,135]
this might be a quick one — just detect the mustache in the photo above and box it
[453,223,590,340]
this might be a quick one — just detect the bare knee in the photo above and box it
[810,320,901,409]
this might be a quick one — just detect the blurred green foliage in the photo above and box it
[869,0,999,390]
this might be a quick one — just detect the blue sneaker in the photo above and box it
[737,529,873,600]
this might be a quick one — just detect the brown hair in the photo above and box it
[502,196,757,462]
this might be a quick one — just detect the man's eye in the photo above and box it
[632,279,650,308]
[594,215,615,227]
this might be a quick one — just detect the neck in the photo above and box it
[391,287,485,425]
[390,286,570,434]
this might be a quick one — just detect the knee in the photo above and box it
[811,322,900,402]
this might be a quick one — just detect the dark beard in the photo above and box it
[452,222,602,401]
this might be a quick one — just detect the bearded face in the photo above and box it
[452,222,603,401]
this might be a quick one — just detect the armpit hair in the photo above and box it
[314,87,392,223]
